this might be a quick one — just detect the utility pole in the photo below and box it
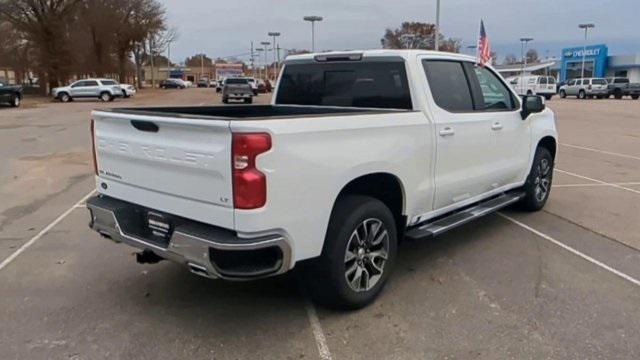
[303,16,323,52]
[255,48,264,79]
[578,23,595,78]
[149,38,155,88]
[200,53,204,81]
[434,0,441,51]
[268,32,281,79]
[261,41,270,79]
[520,37,533,93]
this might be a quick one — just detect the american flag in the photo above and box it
[477,20,491,66]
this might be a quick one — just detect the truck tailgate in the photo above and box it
[92,111,235,229]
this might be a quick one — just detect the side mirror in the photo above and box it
[521,95,545,120]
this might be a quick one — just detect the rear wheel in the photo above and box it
[578,90,586,99]
[519,147,554,211]
[301,195,397,310]
[222,97,229,104]
[614,89,623,99]
[100,92,112,102]
[245,97,253,104]
[632,95,639,100]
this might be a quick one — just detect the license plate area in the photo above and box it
[147,211,173,241]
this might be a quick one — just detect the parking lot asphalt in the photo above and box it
[1,90,639,359]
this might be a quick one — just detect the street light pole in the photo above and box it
[268,32,281,79]
[303,16,323,52]
[520,37,534,94]
[578,23,595,78]
[255,48,264,79]
[260,41,270,80]
[434,0,441,51]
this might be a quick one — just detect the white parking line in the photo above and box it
[305,301,333,360]
[560,143,640,161]
[554,181,640,188]
[555,169,640,195]
[0,190,96,271]
[498,213,640,288]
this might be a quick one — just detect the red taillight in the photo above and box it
[232,133,271,209]
[90,119,98,175]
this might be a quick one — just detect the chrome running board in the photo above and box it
[405,191,525,240]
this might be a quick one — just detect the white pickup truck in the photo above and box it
[87,50,557,309]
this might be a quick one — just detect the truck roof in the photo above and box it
[285,49,476,63]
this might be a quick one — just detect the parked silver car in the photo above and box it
[222,77,253,103]
[559,78,609,99]
[52,78,123,102]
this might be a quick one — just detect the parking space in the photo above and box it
[1,92,639,359]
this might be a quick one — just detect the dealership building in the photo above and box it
[497,44,640,82]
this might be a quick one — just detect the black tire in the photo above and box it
[100,92,112,102]
[222,97,229,104]
[519,147,554,211]
[559,90,566,98]
[578,90,586,99]
[614,89,623,99]
[59,92,71,103]
[245,97,253,104]
[122,90,129,98]
[301,195,398,310]
[544,94,553,100]
[10,94,21,107]
[632,95,639,100]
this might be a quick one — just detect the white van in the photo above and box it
[507,75,557,99]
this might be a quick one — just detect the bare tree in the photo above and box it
[0,0,82,92]
[381,22,460,53]
[526,49,539,64]
[504,54,518,65]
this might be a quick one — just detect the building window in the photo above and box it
[614,70,628,78]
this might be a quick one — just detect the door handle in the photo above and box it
[491,122,503,131]
[439,127,455,137]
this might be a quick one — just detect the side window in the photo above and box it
[85,80,99,86]
[71,81,85,88]
[539,77,548,85]
[470,65,515,111]
[422,60,473,112]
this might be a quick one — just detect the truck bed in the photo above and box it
[102,104,408,120]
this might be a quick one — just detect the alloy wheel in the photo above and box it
[534,158,552,202]
[344,218,389,292]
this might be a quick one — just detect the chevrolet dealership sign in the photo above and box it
[564,48,601,58]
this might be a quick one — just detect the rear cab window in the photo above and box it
[101,80,118,85]
[276,57,413,110]
[226,78,249,84]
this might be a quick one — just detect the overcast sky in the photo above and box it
[163,0,639,64]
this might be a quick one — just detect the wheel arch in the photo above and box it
[332,172,407,237]
[537,136,557,160]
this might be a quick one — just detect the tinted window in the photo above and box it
[85,81,99,86]
[471,66,514,110]
[568,80,576,86]
[71,81,86,88]
[615,78,629,84]
[539,77,548,84]
[592,79,607,85]
[101,80,117,85]
[277,60,412,109]
[226,78,248,84]
[548,77,556,84]
[422,60,473,112]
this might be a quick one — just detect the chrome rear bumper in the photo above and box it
[86,195,291,280]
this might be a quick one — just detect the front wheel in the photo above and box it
[301,195,397,310]
[559,90,566,98]
[519,147,554,211]
[10,94,21,107]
